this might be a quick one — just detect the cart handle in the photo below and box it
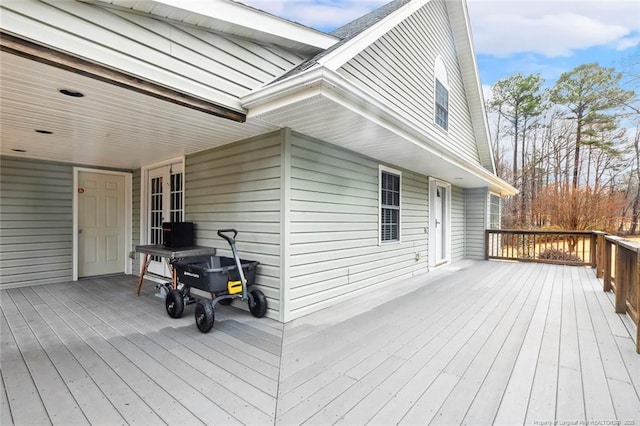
[217,229,238,244]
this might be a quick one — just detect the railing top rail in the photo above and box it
[486,229,598,236]
[605,235,640,252]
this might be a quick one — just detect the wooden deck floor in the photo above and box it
[1,261,638,425]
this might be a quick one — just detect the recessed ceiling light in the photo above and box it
[59,89,84,98]
[11,149,27,153]
[35,129,53,134]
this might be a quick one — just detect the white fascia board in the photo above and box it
[318,0,432,71]
[243,66,326,116]
[446,0,497,175]
[148,0,338,50]
[242,67,517,196]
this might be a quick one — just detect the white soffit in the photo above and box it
[0,51,278,170]
[258,94,512,194]
[245,70,516,195]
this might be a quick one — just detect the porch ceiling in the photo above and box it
[3,49,511,195]
[0,51,278,170]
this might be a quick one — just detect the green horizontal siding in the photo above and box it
[185,132,282,319]
[288,133,429,319]
[0,157,73,288]
[451,185,465,261]
[465,187,488,260]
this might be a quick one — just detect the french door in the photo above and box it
[146,162,184,276]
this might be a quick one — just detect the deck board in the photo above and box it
[495,266,564,424]
[4,289,89,425]
[1,261,638,426]
[15,289,126,426]
[331,264,504,424]
[34,283,206,425]
[433,264,554,425]
[0,306,50,425]
[524,264,563,424]
[556,266,587,421]
[0,370,12,426]
[573,267,617,421]
[31,287,164,424]
[366,263,532,424]
[412,270,541,425]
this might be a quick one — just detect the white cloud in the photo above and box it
[240,0,639,57]
[240,0,640,61]
[617,35,640,51]
[467,0,640,57]
[473,14,628,57]
[240,0,387,30]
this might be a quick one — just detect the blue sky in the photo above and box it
[242,0,640,89]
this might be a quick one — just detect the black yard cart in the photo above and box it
[165,229,267,332]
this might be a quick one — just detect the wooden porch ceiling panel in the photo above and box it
[0,41,278,170]
[1,262,638,425]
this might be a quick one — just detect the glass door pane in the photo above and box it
[146,162,183,277]
[170,171,184,223]
[150,175,163,262]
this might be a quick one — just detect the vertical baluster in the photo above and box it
[615,244,627,314]
[604,238,612,291]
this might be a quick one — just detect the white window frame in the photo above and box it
[379,165,402,245]
[489,192,501,229]
[434,56,449,132]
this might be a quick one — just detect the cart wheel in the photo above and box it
[165,289,184,318]
[218,298,233,306]
[248,289,267,318]
[195,301,215,333]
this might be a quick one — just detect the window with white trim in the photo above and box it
[435,80,449,130]
[490,194,501,229]
[380,169,400,242]
[434,57,449,131]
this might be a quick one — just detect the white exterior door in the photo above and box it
[429,179,451,267]
[78,171,126,277]
[435,186,445,262]
[146,162,184,276]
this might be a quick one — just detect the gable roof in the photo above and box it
[274,0,411,83]
[244,0,513,194]
[331,0,412,38]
